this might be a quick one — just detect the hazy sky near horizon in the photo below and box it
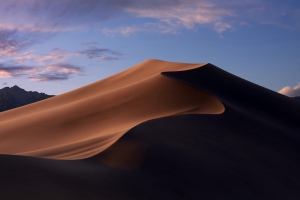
[0,0,299,96]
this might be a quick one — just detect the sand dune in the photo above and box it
[0,60,224,160]
[1,60,300,199]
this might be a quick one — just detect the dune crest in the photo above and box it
[0,60,224,160]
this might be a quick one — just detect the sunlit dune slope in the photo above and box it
[1,61,300,199]
[0,60,224,160]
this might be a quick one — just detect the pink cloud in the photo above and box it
[45,64,83,74]
[14,49,70,64]
[101,22,181,36]
[0,64,37,78]
[101,1,236,35]
[279,83,300,97]
[77,47,122,59]
[29,63,83,82]
[0,0,297,36]
[126,2,232,29]
[0,30,30,57]
[214,22,232,33]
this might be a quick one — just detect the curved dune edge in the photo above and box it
[0,60,224,160]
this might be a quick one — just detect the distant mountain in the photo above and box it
[294,96,300,101]
[0,85,54,112]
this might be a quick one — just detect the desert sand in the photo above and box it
[0,60,224,160]
[0,60,300,199]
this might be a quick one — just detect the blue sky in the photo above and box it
[0,0,299,96]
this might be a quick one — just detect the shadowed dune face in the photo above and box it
[0,61,300,199]
[96,138,147,170]
[0,60,224,160]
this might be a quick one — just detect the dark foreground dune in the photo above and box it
[0,60,300,199]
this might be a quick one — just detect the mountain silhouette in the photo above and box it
[0,85,54,112]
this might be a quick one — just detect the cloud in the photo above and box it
[3,82,7,85]
[102,27,142,36]
[0,51,84,81]
[102,0,300,35]
[29,74,70,82]
[14,48,70,64]
[102,20,233,36]
[102,1,234,35]
[77,47,122,60]
[82,42,99,46]
[11,49,84,81]
[0,0,113,32]
[15,47,122,64]
[0,30,30,57]
[99,56,121,61]
[214,22,232,33]
[0,64,37,78]
[29,63,83,82]
[7,46,121,81]
[125,1,232,28]
[45,64,83,74]
[279,83,300,97]
[37,49,68,63]
[0,0,297,36]
[0,61,84,82]
[101,22,181,36]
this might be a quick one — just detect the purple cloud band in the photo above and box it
[0,64,36,78]
[0,0,297,34]
[29,63,83,82]
[0,62,83,82]
[0,30,30,57]
[77,47,122,59]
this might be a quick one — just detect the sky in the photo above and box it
[0,0,299,96]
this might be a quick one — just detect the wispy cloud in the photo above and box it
[45,64,83,74]
[0,0,297,36]
[0,64,36,78]
[12,49,83,81]
[279,83,300,97]
[0,30,30,57]
[3,44,121,81]
[101,22,181,36]
[0,0,113,32]
[98,56,121,61]
[102,27,142,36]
[77,47,123,60]
[126,1,231,28]
[214,22,232,33]
[29,74,68,81]
[102,0,300,35]
[29,64,83,82]
[0,55,84,82]
[102,1,233,35]
[14,48,70,64]
[82,42,99,46]
[15,46,122,64]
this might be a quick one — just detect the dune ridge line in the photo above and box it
[0,60,224,160]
